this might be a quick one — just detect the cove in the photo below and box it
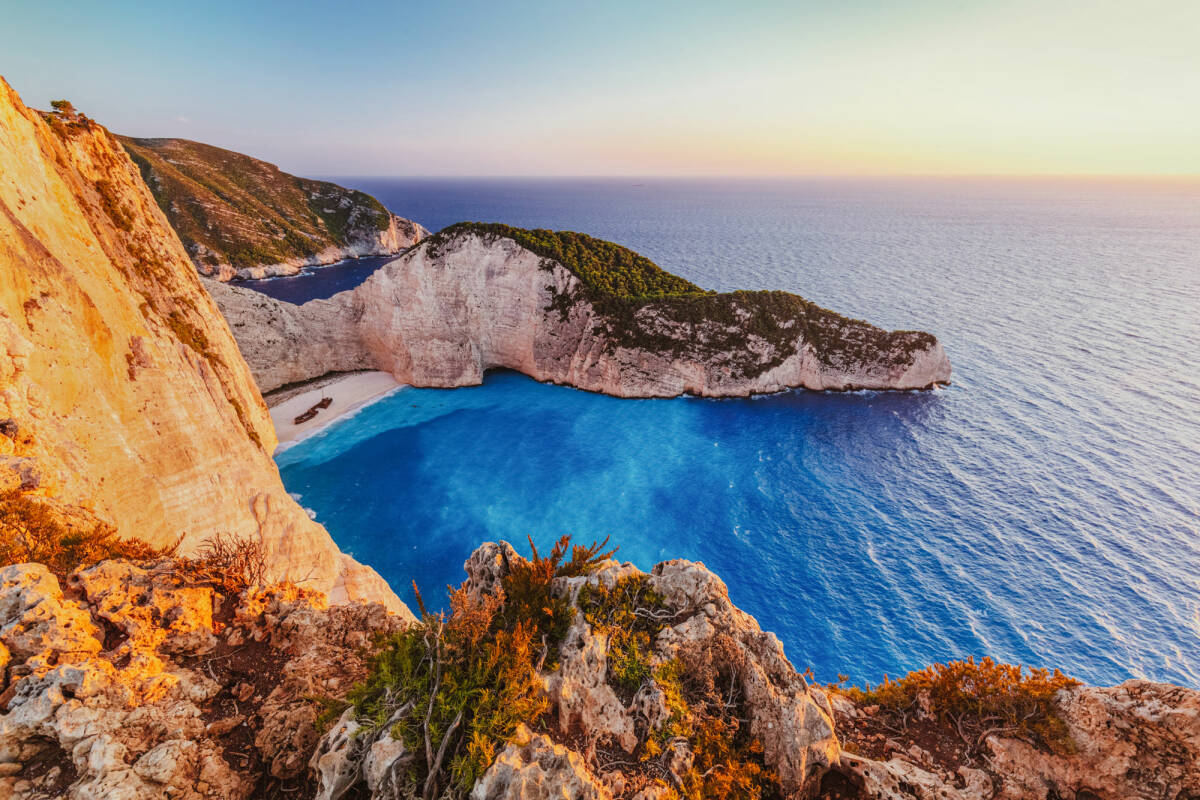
[276,369,1198,687]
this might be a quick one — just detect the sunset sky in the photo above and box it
[4,0,1197,176]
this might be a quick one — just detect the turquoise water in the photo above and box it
[276,178,1200,686]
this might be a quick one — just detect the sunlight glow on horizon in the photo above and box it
[3,0,1198,177]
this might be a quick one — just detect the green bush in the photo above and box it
[430,223,706,300]
[346,536,613,797]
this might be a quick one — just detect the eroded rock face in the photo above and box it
[0,77,401,611]
[202,280,373,394]
[313,543,841,800]
[830,680,1200,800]
[470,731,613,800]
[986,681,1200,800]
[212,230,951,396]
[0,559,407,800]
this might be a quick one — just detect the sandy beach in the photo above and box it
[267,370,402,448]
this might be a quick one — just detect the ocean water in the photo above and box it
[272,178,1200,687]
[233,254,398,303]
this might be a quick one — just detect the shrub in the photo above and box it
[179,532,269,594]
[346,536,613,798]
[0,489,173,580]
[93,179,133,231]
[498,535,615,669]
[834,657,1080,751]
[577,573,671,693]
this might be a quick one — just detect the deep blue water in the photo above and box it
[275,178,1200,687]
[236,255,398,303]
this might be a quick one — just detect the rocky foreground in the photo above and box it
[2,547,1196,800]
[208,225,952,398]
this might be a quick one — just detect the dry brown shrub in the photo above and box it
[835,656,1081,751]
[181,532,269,594]
[0,489,174,580]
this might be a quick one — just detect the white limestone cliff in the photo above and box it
[210,230,952,397]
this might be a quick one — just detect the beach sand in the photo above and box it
[267,371,401,448]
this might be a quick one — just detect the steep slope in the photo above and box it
[210,224,951,396]
[118,136,428,280]
[0,78,402,611]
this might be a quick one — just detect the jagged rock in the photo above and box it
[69,561,216,654]
[0,563,101,668]
[470,732,613,800]
[0,558,405,799]
[208,228,951,397]
[985,681,1200,800]
[649,559,840,790]
[832,678,1200,800]
[549,614,639,753]
[309,710,364,800]
[841,754,994,800]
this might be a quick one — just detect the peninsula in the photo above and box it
[207,223,951,401]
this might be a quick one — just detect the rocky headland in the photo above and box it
[118,136,427,281]
[208,223,952,398]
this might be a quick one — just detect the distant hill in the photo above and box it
[118,136,427,281]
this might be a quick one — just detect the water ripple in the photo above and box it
[277,178,1200,687]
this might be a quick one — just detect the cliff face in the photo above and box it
[0,78,401,611]
[118,136,427,281]
[212,228,951,396]
[204,279,372,393]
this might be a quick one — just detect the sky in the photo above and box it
[3,0,1198,177]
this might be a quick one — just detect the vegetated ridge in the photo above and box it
[118,136,427,280]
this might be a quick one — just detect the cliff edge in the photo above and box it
[118,136,428,281]
[0,78,403,612]
[2,547,1195,800]
[210,224,951,397]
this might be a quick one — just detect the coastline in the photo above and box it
[268,370,402,449]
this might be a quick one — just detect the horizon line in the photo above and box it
[318,173,1200,181]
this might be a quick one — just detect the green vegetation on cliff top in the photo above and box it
[431,222,707,300]
[430,222,938,378]
[117,136,403,271]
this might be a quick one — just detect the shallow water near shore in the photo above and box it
[275,177,1200,686]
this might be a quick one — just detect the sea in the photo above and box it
[258,177,1200,687]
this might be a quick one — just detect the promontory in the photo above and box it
[207,223,952,399]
